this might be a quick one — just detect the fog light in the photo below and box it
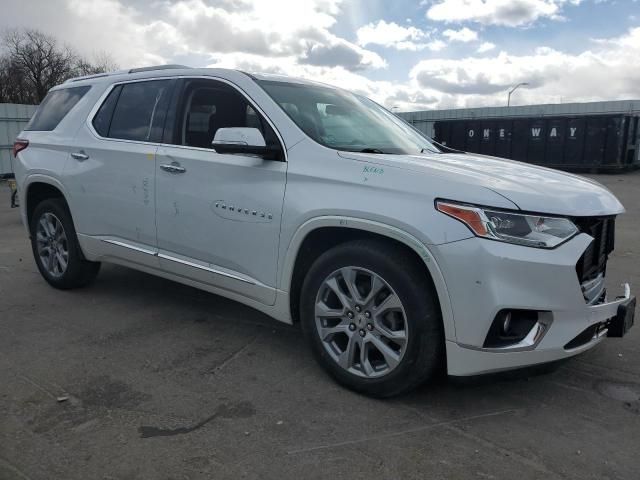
[484,309,540,348]
[501,311,512,335]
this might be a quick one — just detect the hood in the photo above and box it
[338,151,625,217]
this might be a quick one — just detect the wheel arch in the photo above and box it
[281,217,456,340]
[24,176,70,230]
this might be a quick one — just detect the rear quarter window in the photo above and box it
[92,85,122,137]
[25,86,91,131]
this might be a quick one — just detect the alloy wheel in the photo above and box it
[314,266,409,378]
[36,212,69,278]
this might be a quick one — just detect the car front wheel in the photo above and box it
[300,239,443,397]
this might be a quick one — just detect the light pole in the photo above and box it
[507,82,529,107]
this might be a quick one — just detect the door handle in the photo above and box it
[71,151,89,161]
[160,163,186,174]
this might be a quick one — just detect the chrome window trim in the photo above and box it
[85,75,288,161]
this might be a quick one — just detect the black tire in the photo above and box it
[29,198,100,289]
[300,239,444,397]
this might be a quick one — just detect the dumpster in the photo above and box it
[432,114,640,172]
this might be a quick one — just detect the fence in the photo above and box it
[0,103,37,177]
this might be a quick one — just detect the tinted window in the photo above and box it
[108,80,172,142]
[25,86,90,131]
[92,85,122,137]
[173,79,280,152]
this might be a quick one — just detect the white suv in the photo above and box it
[13,66,636,397]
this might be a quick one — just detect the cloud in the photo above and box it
[442,27,479,42]
[410,26,640,107]
[167,0,282,56]
[206,52,439,110]
[304,38,387,70]
[427,40,448,51]
[426,0,582,27]
[64,0,176,66]
[477,41,496,52]
[356,20,429,51]
[2,0,386,73]
[355,20,451,52]
[1,0,639,112]
[163,0,388,71]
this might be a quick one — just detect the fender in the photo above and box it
[279,216,457,341]
[20,173,71,234]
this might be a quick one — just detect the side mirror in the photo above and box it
[212,127,282,160]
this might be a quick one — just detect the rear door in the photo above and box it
[154,77,287,305]
[65,78,175,263]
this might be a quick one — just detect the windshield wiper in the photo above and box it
[420,147,440,154]
[360,148,386,154]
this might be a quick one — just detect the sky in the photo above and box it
[2,0,640,111]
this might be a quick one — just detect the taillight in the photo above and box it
[12,139,29,157]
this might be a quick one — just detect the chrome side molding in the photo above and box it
[100,238,256,285]
[157,253,255,285]
[101,238,157,256]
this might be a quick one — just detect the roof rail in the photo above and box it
[128,64,191,74]
[65,72,115,83]
[64,64,191,84]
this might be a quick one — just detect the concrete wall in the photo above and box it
[0,104,37,176]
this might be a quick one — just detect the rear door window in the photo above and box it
[96,80,174,142]
[25,86,91,131]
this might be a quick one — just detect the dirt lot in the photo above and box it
[1,173,639,480]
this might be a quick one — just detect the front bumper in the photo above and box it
[431,234,634,376]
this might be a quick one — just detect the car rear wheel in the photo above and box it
[30,198,100,289]
[300,239,443,397]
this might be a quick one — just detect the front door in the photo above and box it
[155,78,287,305]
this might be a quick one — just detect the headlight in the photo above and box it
[436,200,579,248]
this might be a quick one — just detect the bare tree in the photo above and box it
[75,51,119,77]
[0,29,118,104]
[2,29,76,103]
[0,56,26,103]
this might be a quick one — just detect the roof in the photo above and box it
[60,65,339,92]
[248,72,332,87]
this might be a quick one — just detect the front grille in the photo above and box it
[574,216,615,285]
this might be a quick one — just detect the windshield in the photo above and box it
[257,80,440,155]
